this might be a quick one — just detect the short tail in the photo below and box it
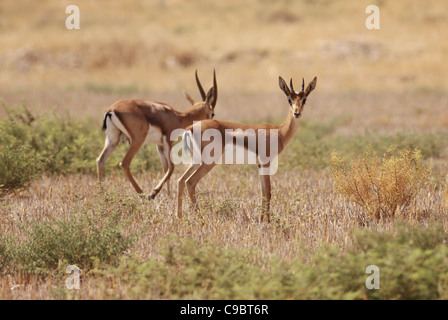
[182,130,192,156]
[102,113,112,131]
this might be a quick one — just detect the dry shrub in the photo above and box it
[331,148,430,220]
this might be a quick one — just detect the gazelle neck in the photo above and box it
[279,110,300,151]
[180,104,209,127]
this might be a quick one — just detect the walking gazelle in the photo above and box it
[177,76,317,222]
[97,70,218,199]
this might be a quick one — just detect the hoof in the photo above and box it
[138,194,146,200]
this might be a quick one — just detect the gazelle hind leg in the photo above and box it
[97,122,121,181]
[120,138,145,194]
[177,163,200,218]
[185,163,216,212]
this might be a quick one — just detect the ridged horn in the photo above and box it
[211,69,217,107]
[195,70,206,101]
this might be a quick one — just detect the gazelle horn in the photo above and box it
[211,69,218,107]
[195,70,206,101]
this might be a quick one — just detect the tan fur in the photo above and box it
[177,76,317,222]
[97,70,218,199]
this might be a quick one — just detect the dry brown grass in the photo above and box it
[1,0,448,121]
[1,166,447,299]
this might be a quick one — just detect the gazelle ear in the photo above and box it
[278,76,290,97]
[304,77,317,97]
[184,92,196,105]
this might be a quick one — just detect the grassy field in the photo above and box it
[1,0,448,300]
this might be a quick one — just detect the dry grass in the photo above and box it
[1,0,448,299]
[1,167,447,299]
[1,0,448,120]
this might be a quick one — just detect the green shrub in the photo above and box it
[273,222,448,300]
[0,103,161,178]
[345,131,448,160]
[97,237,267,299]
[32,116,99,174]
[0,188,139,276]
[281,117,448,171]
[349,222,448,300]
[0,108,42,194]
[281,119,338,170]
[94,222,448,300]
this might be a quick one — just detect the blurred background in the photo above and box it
[0,0,447,132]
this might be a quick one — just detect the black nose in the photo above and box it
[293,113,301,118]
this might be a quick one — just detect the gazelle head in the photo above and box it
[185,69,218,119]
[279,76,317,119]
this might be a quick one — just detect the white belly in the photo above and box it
[223,143,258,165]
[144,125,163,145]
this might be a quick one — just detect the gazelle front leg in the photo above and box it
[149,160,174,199]
[156,145,171,195]
[259,168,272,223]
[149,139,174,199]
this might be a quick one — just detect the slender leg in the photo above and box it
[150,140,174,199]
[156,145,171,195]
[177,163,200,218]
[97,125,121,181]
[97,140,118,181]
[149,159,174,199]
[185,163,216,211]
[259,173,271,223]
[120,139,145,194]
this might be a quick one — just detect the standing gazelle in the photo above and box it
[97,70,218,199]
[177,76,317,222]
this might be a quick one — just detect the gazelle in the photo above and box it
[177,76,317,222]
[97,70,218,199]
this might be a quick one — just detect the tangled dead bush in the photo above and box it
[331,148,430,220]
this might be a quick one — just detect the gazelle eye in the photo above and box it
[288,98,292,105]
